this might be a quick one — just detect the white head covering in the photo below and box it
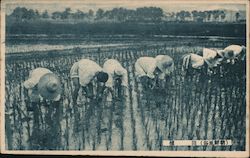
[190,53,205,69]
[155,55,174,75]
[223,45,246,61]
[134,57,157,79]
[77,59,103,86]
[224,45,243,57]
[103,59,128,89]
[216,45,246,64]
[203,48,223,67]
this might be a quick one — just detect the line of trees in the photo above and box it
[8,7,164,22]
[174,10,226,22]
[7,6,243,23]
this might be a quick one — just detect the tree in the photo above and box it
[87,9,94,19]
[191,11,206,22]
[176,11,184,21]
[176,11,191,21]
[126,9,136,21]
[186,11,191,20]
[112,7,130,22]
[10,8,36,20]
[235,12,240,22]
[41,10,49,18]
[170,12,175,19]
[220,11,226,21]
[135,7,163,22]
[213,10,220,21]
[25,9,36,19]
[96,8,104,20]
[103,10,112,19]
[197,11,206,22]
[151,7,164,22]
[61,8,71,19]
[34,9,40,18]
[10,7,28,20]
[99,7,163,22]
[72,9,86,19]
[52,11,62,19]
[191,10,198,21]
[206,11,213,22]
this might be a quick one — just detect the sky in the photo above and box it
[4,0,246,15]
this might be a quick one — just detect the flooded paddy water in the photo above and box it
[4,35,246,151]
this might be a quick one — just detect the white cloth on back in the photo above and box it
[103,59,128,89]
[182,53,204,71]
[203,48,221,68]
[73,59,102,86]
[24,67,60,102]
[135,57,157,79]
[190,53,204,69]
[24,67,52,89]
[155,55,174,79]
[224,45,244,57]
[70,61,79,78]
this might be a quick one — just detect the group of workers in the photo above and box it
[23,44,246,109]
[181,44,246,76]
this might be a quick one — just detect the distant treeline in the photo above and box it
[8,7,163,23]
[6,20,246,37]
[7,6,245,23]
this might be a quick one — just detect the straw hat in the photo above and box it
[37,73,62,100]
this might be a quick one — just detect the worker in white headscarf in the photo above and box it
[202,48,226,76]
[154,55,174,88]
[24,68,62,149]
[70,59,109,104]
[135,56,156,90]
[218,45,246,77]
[155,55,174,79]
[23,67,62,111]
[181,53,205,76]
[218,44,246,64]
[203,48,224,68]
[135,55,174,90]
[103,59,128,99]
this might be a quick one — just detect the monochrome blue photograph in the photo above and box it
[2,0,248,155]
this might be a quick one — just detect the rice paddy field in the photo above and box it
[4,35,246,151]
